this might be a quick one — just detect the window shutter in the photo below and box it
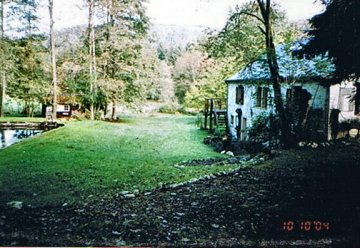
[262,87,269,108]
[256,87,262,107]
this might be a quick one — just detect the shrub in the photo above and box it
[159,104,178,114]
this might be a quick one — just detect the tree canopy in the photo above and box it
[301,0,360,114]
[302,0,360,82]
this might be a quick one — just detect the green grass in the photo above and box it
[0,115,228,207]
[0,117,46,123]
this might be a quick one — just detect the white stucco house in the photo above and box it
[225,43,357,142]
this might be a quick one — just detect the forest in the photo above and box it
[0,0,305,120]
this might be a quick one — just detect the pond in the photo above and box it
[0,129,44,149]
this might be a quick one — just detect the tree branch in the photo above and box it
[257,25,266,35]
[239,11,265,25]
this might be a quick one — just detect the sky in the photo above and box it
[34,0,324,31]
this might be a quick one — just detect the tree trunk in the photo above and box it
[49,0,57,121]
[0,71,5,117]
[111,98,116,120]
[0,0,5,117]
[257,0,292,147]
[88,0,96,120]
[0,0,3,37]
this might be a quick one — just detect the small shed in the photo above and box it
[225,42,351,142]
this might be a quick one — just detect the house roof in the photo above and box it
[225,41,335,84]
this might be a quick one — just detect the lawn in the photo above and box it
[0,117,46,123]
[0,115,229,207]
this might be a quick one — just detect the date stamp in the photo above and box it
[283,220,330,232]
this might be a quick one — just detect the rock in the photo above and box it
[62,203,68,207]
[226,151,234,156]
[221,150,226,154]
[124,194,135,198]
[181,238,190,242]
[298,141,306,147]
[211,224,220,228]
[188,178,198,183]
[311,142,318,148]
[7,201,23,210]
[133,189,139,194]
[170,193,177,196]
[121,191,130,195]
[112,231,121,236]
[144,192,152,196]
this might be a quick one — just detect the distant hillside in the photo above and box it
[150,24,214,49]
[54,25,87,54]
[52,23,215,53]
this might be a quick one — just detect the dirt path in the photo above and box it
[1,141,359,247]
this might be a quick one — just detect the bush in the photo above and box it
[247,113,281,150]
[159,104,178,114]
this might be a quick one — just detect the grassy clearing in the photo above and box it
[0,115,228,207]
[0,117,46,123]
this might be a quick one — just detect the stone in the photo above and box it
[311,142,318,148]
[124,194,136,198]
[298,141,306,147]
[226,151,234,156]
[7,201,23,210]
[221,150,226,154]
[112,231,121,236]
[211,224,220,228]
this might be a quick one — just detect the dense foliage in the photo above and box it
[301,0,360,114]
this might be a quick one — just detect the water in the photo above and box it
[0,129,44,149]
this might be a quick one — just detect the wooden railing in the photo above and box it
[204,98,227,132]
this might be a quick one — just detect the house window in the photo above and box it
[64,105,69,111]
[236,85,244,105]
[256,86,269,108]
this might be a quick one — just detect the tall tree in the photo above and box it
[49,0,57,120]
[301,0,360,114]
[7,0,48,117]
[87,0,96,120]
[255,0,291,147]
[95,0,149,119]
[0,0,6,117]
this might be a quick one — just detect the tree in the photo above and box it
[5,0,48,117]
[254,0,291,147]
[87,0,96,120]
[301,0,360,114]
[9,37,49,117]
[94,0,149,119]
[49,0,57,120]
[0,0,6,117]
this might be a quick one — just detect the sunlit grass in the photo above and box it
[0,115,228,206]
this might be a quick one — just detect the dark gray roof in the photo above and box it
[225,41,335,83]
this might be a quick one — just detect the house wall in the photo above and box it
[227,82,330,141]
[329,82,357,121]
